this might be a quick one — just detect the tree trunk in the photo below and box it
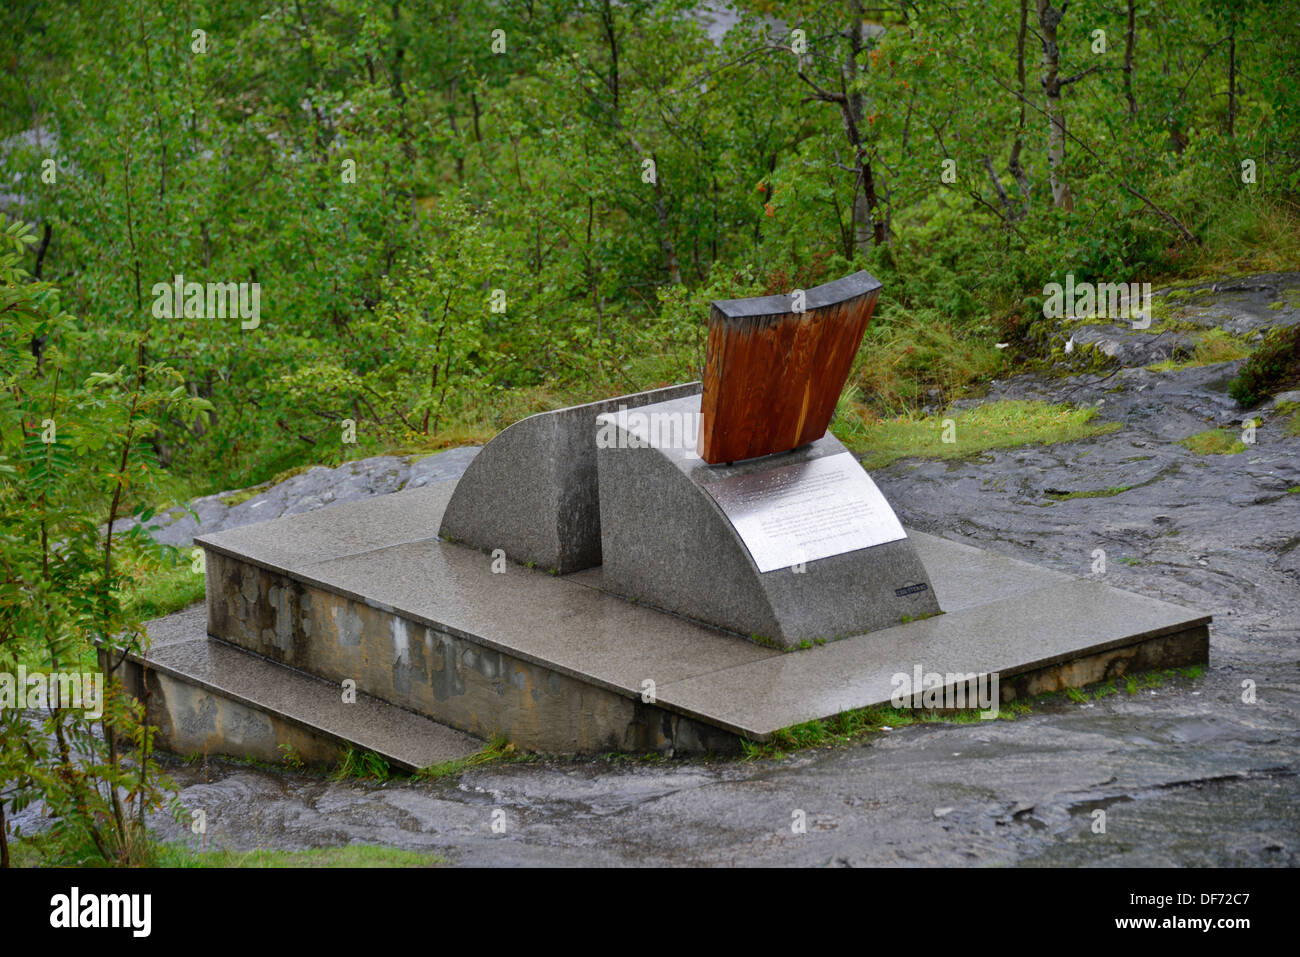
[652,171,682,285]
[600,0,619,113]
[844,0,887,251]
[1227,26,1237,137]
[447,80,464,183]
[1036,0,1074,210]
[29,222,52,373]
[0,797,9,868]
[1123,0,1137,117]
[1008,0,1032,215]
[627,135,682,285]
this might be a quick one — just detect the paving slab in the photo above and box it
[907,530,1078,612]
[133,605,483,770]
[651,578,1210,737]
[200,483,779,700]
[298,538,780,695]
[196,484,451,571]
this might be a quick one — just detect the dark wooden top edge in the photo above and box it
[710,270,882,320]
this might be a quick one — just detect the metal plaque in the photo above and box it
[700,452,906,573]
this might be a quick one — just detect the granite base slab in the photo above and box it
[182,480,1211,749]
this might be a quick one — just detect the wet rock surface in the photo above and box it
[1058,271,1300,369]
[122,447,480,547]
[102,275,1300,865]
[1160,272,1300,336]
[1064,324,1197,366]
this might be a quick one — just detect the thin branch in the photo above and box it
[796,67,846,104]
[1058,64,1104,86]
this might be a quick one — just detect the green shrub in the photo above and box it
[1228,326,1300,406]
[1,215,210,867]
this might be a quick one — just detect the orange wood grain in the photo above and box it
[698,286,879,464]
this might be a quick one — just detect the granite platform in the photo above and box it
[120,478,1212,760]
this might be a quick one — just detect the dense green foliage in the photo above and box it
[1,0,1298,865]
[0,215,205,865]
[2,0,1297,490]
[1228,325,1300,405]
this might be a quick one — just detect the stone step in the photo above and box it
[189,480,1210,753]
[122,604,484,771]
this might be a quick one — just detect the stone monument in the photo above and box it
[124,270,1208,763]
[444,270,940,647]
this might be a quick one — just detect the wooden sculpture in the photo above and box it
[697,270,882,464]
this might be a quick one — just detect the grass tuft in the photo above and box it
[837,398,1120,470]
[1228,324,1300,407]
[847,307,1008,413]
[330,747,392,782]
[1284,409,1300,437]
[738,665,1204,759]
[156,844,447,868]
[1147,328,1253,372]
[1045,485,1132,501]
[414,736,523,781]
[119,549,207,623]
[1178,428,1247,455]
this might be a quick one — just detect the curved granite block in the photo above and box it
[438,383,701,574]
[595,393,940,648]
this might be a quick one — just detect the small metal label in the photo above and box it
[700,452,907,573]
[894,582,929,597]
